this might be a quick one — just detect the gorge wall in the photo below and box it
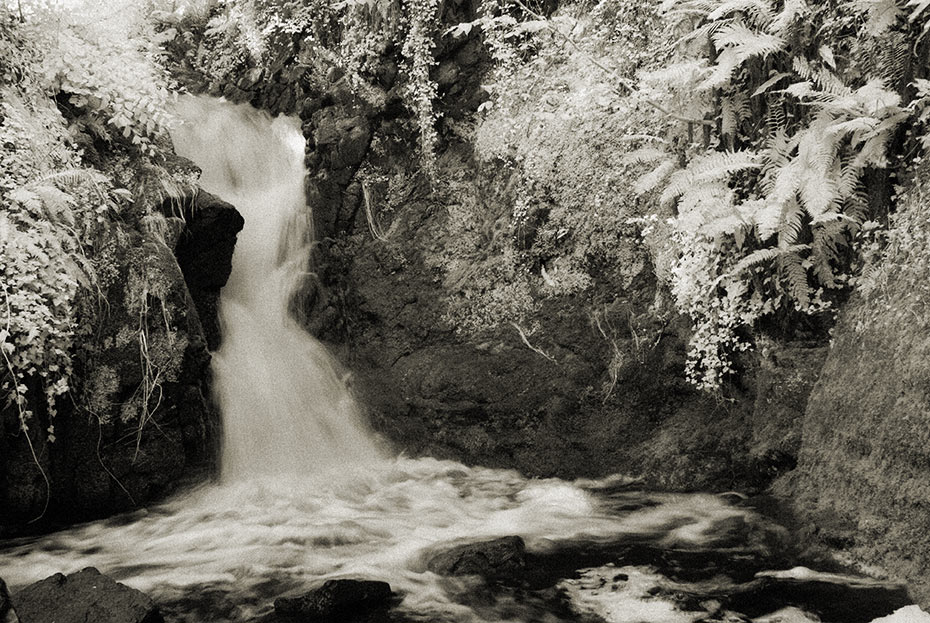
[777,167,930,604]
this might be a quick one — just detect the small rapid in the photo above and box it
[0,97,919,623]
[0,460,798,622]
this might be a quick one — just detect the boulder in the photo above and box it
[12,568,163,623]
[427,536,526,582]
[0,578,19,623]
[169,191,244,350]
[273,579,393,621]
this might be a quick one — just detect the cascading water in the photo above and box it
[169,96,383,480]
[0,98,919,623]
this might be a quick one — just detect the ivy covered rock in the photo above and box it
[0,193,241,529]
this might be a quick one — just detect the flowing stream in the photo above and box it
[0,97,920,623]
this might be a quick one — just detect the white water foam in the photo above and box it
[0,460,760,622]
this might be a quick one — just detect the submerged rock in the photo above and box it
[427,536,527,582]
[724,567,911,623]
[12,567,163,623]
[273,579,393,621]
[0,578,19,623]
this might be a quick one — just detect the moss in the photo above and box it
[784,164,930,607]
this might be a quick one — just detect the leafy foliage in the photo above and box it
[444,0,930,389]
[1,1,189,443]
[625,0,927,387]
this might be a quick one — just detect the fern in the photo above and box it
[778,253,810,308]
[730,242,809,274]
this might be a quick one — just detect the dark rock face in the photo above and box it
[322,167,827,487]
[168,191,245,350]
[12,568,163,623]
[782,289,930,604]
[0,578,18,623]
[273,579,393,621]
[427,536,527,582]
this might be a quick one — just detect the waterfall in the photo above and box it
[170,95,383,481]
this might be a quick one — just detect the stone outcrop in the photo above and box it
[168,191,245,350]
[779,219,930,604]
[273,579,394,621]
[12,568,163,623]
[0,192,241,530]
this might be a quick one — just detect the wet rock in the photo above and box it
[724,568,911,623]
[427,536,526,582]
[0,578,19,623]
[1,212,226,529]
[273,579,393,621]
[12,568,163,623]
[237,67,263,91]
[170,191,244,350]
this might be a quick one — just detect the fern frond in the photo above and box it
[835,156,861,199]
[856,0,903,35]
[764,157,802,208]
[768,0,809,35]
[730,242,808,274]
[721,92,751,138]
[799,170,840,218]
[778,198,806,246]
[792,56,850,97]
[713,21,784,53]
[642,59,711,90]
[689,149,759,180]
[634,160,678,194]
[779,252,811,308]
[671,21,725,50]
[30,168,109,205]
[660,150,758,204]
[878,32,910,85]
[703,22,785,88]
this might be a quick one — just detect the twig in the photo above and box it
[510,322,556,362]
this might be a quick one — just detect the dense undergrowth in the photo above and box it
[192,0,930,394]
[455,0,930,390]
[0,0,196,450]
[6,0,930,436]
